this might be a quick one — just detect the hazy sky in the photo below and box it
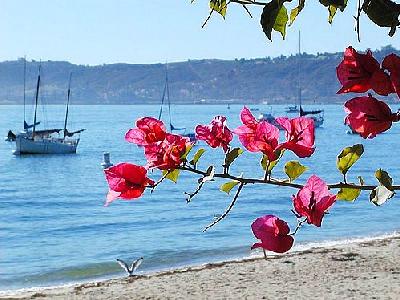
[0,0,398,65]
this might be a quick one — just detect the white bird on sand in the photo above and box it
[116,257,143,277]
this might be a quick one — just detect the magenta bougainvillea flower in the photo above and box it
[125,117,166,146]
[337,47,393,96]
[383,53,400,98]
[144,133,191,170]
[234,106,279,161]
[293,175,336,227]
[344,95,399,139]
[251,215,294,253]
[104,163,154,206]
[275,117,315,158]
[195,116,233,152]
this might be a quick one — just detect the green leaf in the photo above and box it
[181,144,193,160]
[328,5,337,23]
[375,169,393,190]
[370,185,395,206]
[260,0,288,41]
[289,0,305,25]
[260,150,283,172]
[209,0,227,17]
[337,144,364,175]
[337,187,361,202]
[224,147,244,169]
[189,148,206,166]
[319,0,348,24]
[162,169,180,183]
[284,161,307,182]
[220,180,240,194]
[273,5,288,39]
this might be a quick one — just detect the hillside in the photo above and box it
[0,45,398,105]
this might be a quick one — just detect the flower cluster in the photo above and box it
[234,107,315,160]
[338,47,400,138]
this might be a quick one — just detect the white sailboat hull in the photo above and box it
[14,135,79,155]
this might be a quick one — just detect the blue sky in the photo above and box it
[0,0,398,65]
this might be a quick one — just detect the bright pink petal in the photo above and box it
[240,106,258,128]
[344,96,394,139]
[383,53,400,98]
[125,128,146,145]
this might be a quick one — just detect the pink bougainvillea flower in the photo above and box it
[251,215,294,253]
[234,106,279,161]
[104,163,155,206]
[125,117,166,146]
[145,133,192,170]
[275,117,315,158]
[336,47,393,96]
[293,175,336,227]
[382,53,400,98]
[344,95,400,139]
[195,116,233,152]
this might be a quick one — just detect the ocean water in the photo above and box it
[1,104,400,291]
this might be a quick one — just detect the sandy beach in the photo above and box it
[3,235,400,300]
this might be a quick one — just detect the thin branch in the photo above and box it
[202,9,214,28]
[203,182,245,231]
[291,218,308,235]
[149,171,169,193]
[185,181,205,203]
[179,165,400,192]
[242,4,253,18]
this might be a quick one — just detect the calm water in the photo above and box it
[1,104,400,291]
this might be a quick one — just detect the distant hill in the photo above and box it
[0,45,398,105]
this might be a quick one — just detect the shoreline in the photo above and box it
[3,232,400,299]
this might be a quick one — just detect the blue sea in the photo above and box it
[1,104,400,291]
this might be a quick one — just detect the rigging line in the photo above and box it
[32,65,41,137]
[158,76,167,120]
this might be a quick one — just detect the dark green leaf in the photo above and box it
[162,169,180,183]
[337,144,364,175]
[337,187,361,202]
[220,180,240,194]
[319,0,348,23]
[284,161,307,182]
[224,147,244,169]
[370,185,395,206]
[363,0,400,36]
[189,148,206,166]
[260,0,288,41]
[375,169,393,190]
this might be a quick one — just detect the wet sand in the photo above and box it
[3,235,400,299]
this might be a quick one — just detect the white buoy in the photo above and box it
[101,152,113,169]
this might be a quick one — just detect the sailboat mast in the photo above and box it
[297,31,302,109]
[32,65,41,137]
[23,56,26,126]
[165,65,173,132]
[63,73,72,137]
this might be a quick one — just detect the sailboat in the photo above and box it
[158,65,196,142]
[12,65,85,155]
[296,32,324,127]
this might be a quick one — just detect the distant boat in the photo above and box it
[285,105,299,114]
[12,65,85,155]
[158,65,196,142]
